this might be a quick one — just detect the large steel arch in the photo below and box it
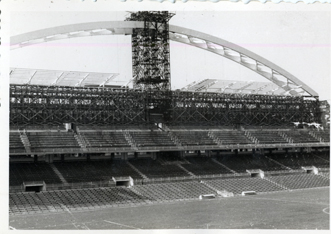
[10,21,318,97]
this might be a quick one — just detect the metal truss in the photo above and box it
[10,85,146,126]
[10,85,321,127]
[169,91,321,126]
[10,20,318,98]
[126,12,174,91]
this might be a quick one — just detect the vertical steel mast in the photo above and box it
[126,11,175,91]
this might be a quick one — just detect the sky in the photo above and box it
[10,11,330,100]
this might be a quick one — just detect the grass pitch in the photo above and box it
[9,187,329,230]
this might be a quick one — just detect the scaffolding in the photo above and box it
[126,11,175,91]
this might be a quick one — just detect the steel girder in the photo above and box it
[169,91,320,126]
[10,21,318,98]
[126,12,174,91]
[10,85,320,126]
[10,85,146,126]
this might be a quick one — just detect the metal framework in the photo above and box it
[169,91,321,126]
[10,85,146,126]
[10,85,321,126]
[126,11,175,91]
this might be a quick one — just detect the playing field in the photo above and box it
[9,187,329,230]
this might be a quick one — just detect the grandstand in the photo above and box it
[9,11,330,229]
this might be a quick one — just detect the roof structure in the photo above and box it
[10,21,318,97]
[182,79,292,96]
[10,68,124,88]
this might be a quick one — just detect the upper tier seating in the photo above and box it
[129,158,188,178]
[172,131,216,146]
[267,174,329,189]
[204,177,284,194]
[78,124,157,131]
[10,132,26,154]
[312,130,330,142]
[248,131,287,144]
[130,131,176,147]
[243,124,293,130]
[11,125,66,131]
[181,157,232,175]
[167,124,234,130]
[79,132,130,148]
[212,131,252,144]
[27,132,80,152]
[53,159,142,183]
[285,130,319,143]
[10,162,62,186]
[216,154,285,172]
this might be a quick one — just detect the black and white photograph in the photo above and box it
[3,2,331,231]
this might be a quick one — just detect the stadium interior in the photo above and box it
[9,11,330,219]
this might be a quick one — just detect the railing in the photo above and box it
[9,141,330,155]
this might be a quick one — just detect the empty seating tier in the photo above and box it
[204,177,284,194]
[181,157,232,175]
[53,160,143,183]
[9,187,148,215]
[248,131,287,144]
[79,132,130,148]
[133,181,216,201]
[78,124,157,131]
[268,153,329,170]
[285,130,319,143]
[212,131,252,144]
[312,130,330,142]
[172,131,216,146]
[10,132,26,154]
[129,158,189,178]
[130,131,176,147]
[267,174,330,189]
[215,154,284,172]
[27,132,80,152]
[10,162,62,186]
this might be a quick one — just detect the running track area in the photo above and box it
[9,187,329,230]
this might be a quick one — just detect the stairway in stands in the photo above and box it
[126,161,148,180]
[49,164,69,185]
[19,131,31,154]
[123,131,138,150]
[74,133,87,152]
[211,158,236,174]
[176,164,195,177]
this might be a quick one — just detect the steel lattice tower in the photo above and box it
[126,11,175,91]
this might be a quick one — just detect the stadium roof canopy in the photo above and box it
[182,79,294,96]
[10,68,124,88]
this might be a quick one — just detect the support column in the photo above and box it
[61,154,65,162]
[45,155,54,163]
[33,155,38,163]
[151,152,157,160]
[122,152,128,160]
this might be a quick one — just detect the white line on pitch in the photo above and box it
[103,220,141,229]
[9,226,16,230]
[322,207,329,214]
[244,196,329,206]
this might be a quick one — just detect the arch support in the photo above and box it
[10,21,318,97]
